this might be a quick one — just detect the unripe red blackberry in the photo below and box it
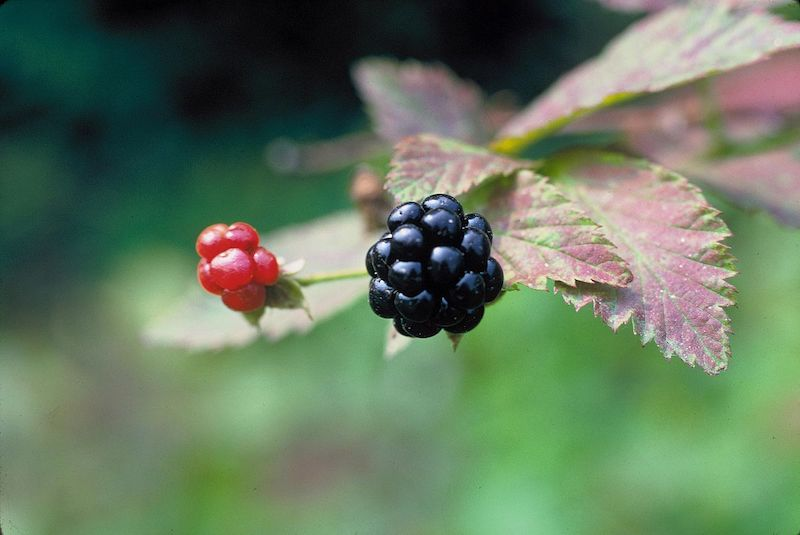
[195,221,281,315]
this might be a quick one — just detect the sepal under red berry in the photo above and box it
[264,277,312,319]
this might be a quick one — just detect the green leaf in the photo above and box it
[243,307,266,326]
[551,153,737,375]
[386,134,533,201]
[352,57,487,144]
[482,171,633,290]
[494,4,800,152]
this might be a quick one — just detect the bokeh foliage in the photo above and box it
[1,1,799,533]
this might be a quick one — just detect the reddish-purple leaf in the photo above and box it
[352,57,487,144]
[565,49,800,227]
[712,50,800,115]
[594,0,790,12]
[570,50,800,139]
[613,108,800,227]
[482,90,522,135]
[553,154,737,375]
[143,212,375,350]
[386,134,533,201]
[688,146,800,227]
[594,0,677,12]
[482,171,633,290]
[604,118,800,227]
[494,4,800,152]
[571,99,792,169]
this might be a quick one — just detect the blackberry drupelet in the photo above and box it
[366,193,504,339]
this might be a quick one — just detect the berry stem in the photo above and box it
[293,268,369,287]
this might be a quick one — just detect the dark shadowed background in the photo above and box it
[1,1,799,533]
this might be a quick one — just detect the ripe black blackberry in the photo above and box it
[366,193,504,339]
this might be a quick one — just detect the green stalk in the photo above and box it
[293,269,369,287]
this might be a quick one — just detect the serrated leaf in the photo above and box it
[143,211,375,351]
[494,4,800,152]
[352,57,487,144]
[712,49,800,115]
[594,0,789,12]
[482,171,633,290]
[688,145,800,227]
[384,324,412,360]
[564,48,800,228]
[567,51,800,227]
[386,134,532,201]
[569,50,800,141]
[594,0,677,11]
[599,114,800,226]
[552,153,737,375]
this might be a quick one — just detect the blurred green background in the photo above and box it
[2,1,799,533]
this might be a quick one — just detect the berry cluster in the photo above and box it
[366,194,503,338]
[195,222,280,312]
